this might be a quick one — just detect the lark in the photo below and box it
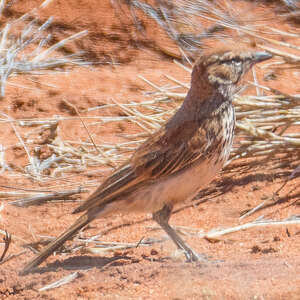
[21,46,272,275]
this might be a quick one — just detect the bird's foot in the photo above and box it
[183,249,223,265]
[184,248,207,262]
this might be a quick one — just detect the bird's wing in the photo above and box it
[73,122,210,214]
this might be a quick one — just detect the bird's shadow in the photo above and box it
[28,255,137,275]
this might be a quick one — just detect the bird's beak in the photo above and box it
[252,51,272,64]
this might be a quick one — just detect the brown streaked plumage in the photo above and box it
[21,47,272,275]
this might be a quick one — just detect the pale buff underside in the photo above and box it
[94,153,226,218]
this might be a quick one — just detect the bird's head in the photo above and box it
[191,47,272,97]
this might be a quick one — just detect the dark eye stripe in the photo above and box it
[232,57,241,63]
[222,57,241,64]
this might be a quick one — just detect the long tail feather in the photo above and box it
[20,214,91,275]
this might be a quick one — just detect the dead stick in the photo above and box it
[10,187,83,207]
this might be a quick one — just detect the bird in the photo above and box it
[21,46,272,275]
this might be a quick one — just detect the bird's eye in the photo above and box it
[222,58,242,66]
[232,58,242,66]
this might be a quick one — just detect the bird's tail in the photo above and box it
[20,213,91,275]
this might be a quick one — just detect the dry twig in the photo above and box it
[0,230,11,262]
[38,272,79,291]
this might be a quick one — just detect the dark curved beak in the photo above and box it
[252,51,272,64]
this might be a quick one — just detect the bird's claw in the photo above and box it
[184,249,207,262]
[184,249,223,265]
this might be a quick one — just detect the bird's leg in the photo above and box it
[152,204,205,262]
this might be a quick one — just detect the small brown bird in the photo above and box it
[21,46,272,275]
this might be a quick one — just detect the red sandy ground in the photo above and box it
[0,1,300,299]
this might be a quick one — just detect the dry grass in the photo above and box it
[0,0,298,200]
[0,0,88,97]
[0,0,299,275]
[0,0,298,257]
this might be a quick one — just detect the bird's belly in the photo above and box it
[122,155,225,214]
[159,156,224,206]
